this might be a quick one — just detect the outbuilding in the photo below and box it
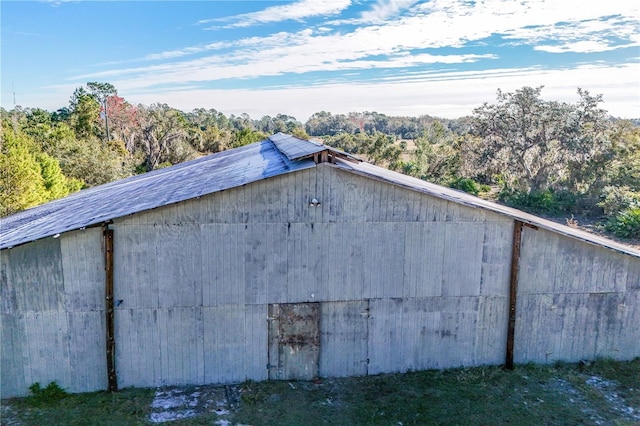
[1,133,638,397]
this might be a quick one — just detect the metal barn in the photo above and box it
[1,133,639,397]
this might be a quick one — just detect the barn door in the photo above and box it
[268,303,320,380]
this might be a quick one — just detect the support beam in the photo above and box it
[104,225,117,391]
[505,220,523,370]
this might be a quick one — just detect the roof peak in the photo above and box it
[268,132,360,163]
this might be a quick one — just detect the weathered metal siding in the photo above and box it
[0,228,106,396]
[515,227,639,363]
[319,301,369,377]
[109,164,513,387]
[111,217,269,388]
[3,162,637,397]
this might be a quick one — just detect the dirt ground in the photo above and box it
[146,371,640,425]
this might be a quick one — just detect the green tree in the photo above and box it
[22,108,53,144]
[322,133,360,153]
[69,87,101,139]
[0,128,47,216]
[52,136,136,187]
[231,128,267,148]
[323,132,402,168]
[404,120,460,184]
[469,86,610,196]
[0,124,81,216]
[305,111,356,136]
[290,127,311,140]
[87,82,117,141]
[597,120,640,235]
[185,108,233,153]
[607,120,640,192]
[37,152,82,199]
[136,103,192,171]
[362,132,402,167]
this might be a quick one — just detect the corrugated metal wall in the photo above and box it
[515,227,639,363]
[1,228,107,396]
[1,163,638,397]
[107,164,513,389]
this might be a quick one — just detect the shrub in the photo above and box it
[605,207,640,239]
[448,177,490,196]
[499,189,576,214]
[449,177,480,195]
[598,186,640,216]
[27,381,68,406]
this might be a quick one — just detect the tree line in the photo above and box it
[313,88,639,239]
[0,82,312,216]
[1,83,638,238]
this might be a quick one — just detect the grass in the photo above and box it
[1,387,154,426]
[2,359,638,426]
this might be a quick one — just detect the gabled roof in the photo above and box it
[0,136,314,249]
[1,133,639,258]
[270,132,361,162]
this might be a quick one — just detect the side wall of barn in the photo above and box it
[0,228,107,397]
[515,227,639,363]
[111,163,514,388]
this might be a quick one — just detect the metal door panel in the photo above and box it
[268,303,320,380]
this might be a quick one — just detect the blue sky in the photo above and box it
[1,0,639,120]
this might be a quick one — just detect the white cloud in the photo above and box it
[360,0,419,22]
[18,63,640,122]
[119,63,639,121]
[71,24,498,89]
[143,45,221,61]
[13,1,640,120]
[503,16,640,53]
[141,29,323,62]
[106,0,639,87]
[535,41,630,54]
[199,0,352,29]
[325,0,420,26]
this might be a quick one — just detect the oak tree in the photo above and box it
[469,86,609,196]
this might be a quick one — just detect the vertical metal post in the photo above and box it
[104,225,117,391]
[505,220,523,370]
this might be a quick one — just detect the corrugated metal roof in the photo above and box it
[269,132,361,162]
[334,158,640,259]
[269,132,325,160]
[1,133,638,258]
[0,138,314,249]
